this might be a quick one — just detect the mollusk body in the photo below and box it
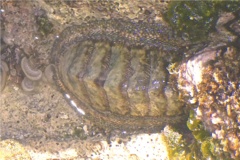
[51,19,189,131]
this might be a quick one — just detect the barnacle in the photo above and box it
[21,57,42,81]
[0,60,9,91]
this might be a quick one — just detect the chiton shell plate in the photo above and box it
[51,19,188,131]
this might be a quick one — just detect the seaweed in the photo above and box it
[164,1,240,41]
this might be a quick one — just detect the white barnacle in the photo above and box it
[70,100,85,115]
[189,119,194,124]
[215,129,225,139]
[180,49,218,92]
[211,116,223,125]
[195,107,202,117]
[212,133,217,139]
[21,57,42,81]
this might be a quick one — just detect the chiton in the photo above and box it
[51,19,190,132]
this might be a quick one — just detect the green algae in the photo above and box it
[164,1,240,41]
[187,110,210,141]
[186,110,233,159]
[35,10,53,36]
[163,110,234,160]
[162,126,188,160]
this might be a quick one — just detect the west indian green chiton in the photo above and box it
[49,19,193,134]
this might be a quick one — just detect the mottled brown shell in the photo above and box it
[51,19,188,131]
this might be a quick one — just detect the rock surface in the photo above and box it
[0,0,172,159]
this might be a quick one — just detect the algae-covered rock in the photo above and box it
[0,139,31,160]
[164,1,240,41]
[162,126,188,160]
